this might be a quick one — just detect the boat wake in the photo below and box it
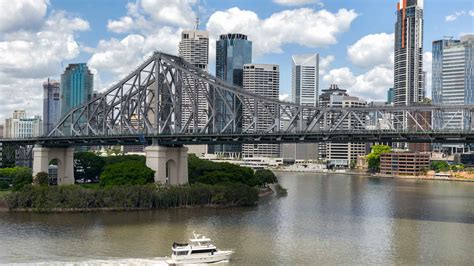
[5,257,169,266]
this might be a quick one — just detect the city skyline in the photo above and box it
[0,0,472,122]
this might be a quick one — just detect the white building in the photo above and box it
[440,35,474,130]
[4,110,42,139]
[319,85,368,168]
[291,54,319,106]
[178,30,209,132]
[242,64,280,158]
[179,30,209,156]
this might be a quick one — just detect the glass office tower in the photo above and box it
[60,63,93,116]
[210,33,252,157]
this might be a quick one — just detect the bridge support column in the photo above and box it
[32,146,75,185]
[145,145,188,185]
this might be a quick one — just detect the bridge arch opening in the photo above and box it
[48,158,60,185]
[166,159,177,185]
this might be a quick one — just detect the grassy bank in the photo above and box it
[4,183,258,212]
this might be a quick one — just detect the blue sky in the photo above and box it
[0,0,473,121]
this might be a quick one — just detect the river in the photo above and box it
[0,173,473,265]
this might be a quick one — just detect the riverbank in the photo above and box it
[274,169,474,182]
[2,183,259,212]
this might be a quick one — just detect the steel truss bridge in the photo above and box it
[1,51,474,158]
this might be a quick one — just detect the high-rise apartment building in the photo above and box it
[210,33,252,157]
[319,84,367,167]
[178,30,209,133]
[60,63,93,116]
[291,54,319,106]
[394,0,424,126]
[43,79,61,135]
[4,110,42,139]
[242,64,280,158]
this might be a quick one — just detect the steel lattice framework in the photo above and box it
[43,51,474,144]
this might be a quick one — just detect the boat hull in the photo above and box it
[166,251,233,265]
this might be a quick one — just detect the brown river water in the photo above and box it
[0,173,473,265]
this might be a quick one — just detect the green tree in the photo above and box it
[255,169,278,187]
[12,167,33,191]
[74,152,106,182]
[430,161,449,172]
[366,145,391,172]
[34,172,49,186]
[0,180,9,190]
[99,160,155,187]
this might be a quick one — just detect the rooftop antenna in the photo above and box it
[195,17,200,30]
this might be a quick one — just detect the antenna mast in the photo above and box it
[195,17,200,30]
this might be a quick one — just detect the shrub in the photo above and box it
[0,180,10,190]
[74,152,106,182]
[12,167,32,191]
[100,160,155,187]
[255,169,278,187]
[35,172,49,186]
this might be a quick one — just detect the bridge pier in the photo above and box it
[32,146,75,185]
[145,145,188,185]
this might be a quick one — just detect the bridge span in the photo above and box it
[1,52,473,185]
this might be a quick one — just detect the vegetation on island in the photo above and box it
[430,161,465,173]
[366,145,391,172]
[2,152,286,211]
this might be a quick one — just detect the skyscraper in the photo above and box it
[291,54,319,106]
[394,0,424,112]
[437,35,474,131]
[387,88,394,104]
[60,63,93,116]
[43,78,61,135]
[242,64,280,158]
[210,33,252,157]
[432,38,461,104]
[178,30,209,132]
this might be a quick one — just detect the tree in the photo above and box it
[430,161,449,172]
[12,167,33,191]
[74,152,106,182]
[34,172,49,186]
[366,145,391,172]
[100,160,155,187]
[255,169,278,187]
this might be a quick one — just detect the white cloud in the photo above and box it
[279,93,290,101]
[0,0,48,32]
[0,7,89,122]
[319,55,335,75]
[273,0,323,6]
[206,7,358,57]
[140,0,196,28]
[347,33,394,68]
[323,67,356,88]
[445,10,472,22]
[107,16,134,33]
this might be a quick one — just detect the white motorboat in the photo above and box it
[166,232,234,265]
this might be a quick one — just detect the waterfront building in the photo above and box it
[291,54,319,106]
[4,110,42,139]
[394,0,424,128]
[60,63,93,116]
[318,84,367,168]
[43,79,61,135]
[380,152,430,176]
[0,125,3,138]
[242,64,280,158]
[178,29,209,131]
[210,33,252,157]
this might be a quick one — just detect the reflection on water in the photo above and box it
[0,173,473,265]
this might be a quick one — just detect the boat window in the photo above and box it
[190,249,217,254]
[177,251,188,256]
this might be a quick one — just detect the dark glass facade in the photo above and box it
[43,79,61,135]
[432,39,460,104]
[209,34,252,156]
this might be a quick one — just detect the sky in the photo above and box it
[0,0,473,122]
